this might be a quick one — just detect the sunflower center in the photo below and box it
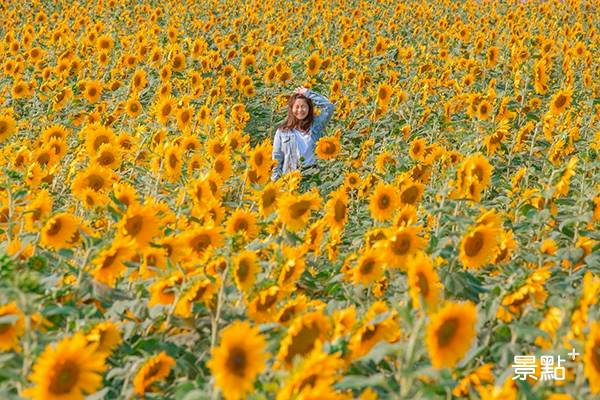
[591,340,600,373]
[191,285,208,302]
[236,260,249,282]
[464,231,484,257]
[233,218,248,232]
[290,200,312,219]
[0,322,11,334]
[49,361,80,394]
[124,215,144,237]
[322,142,336,154]
[278,306,296,323]
[226,346,247,377]
[169,153,178,168]
[361,324,379,342]
[334,199,346,222]
[254,152,264,166]
[88,88,97,97]
[377,194,390,209]
[401,186,419,204]
[391,233,411,255]
[98,152,115,166]
[37,152,50,165]
[161,103,172,116]
[0,121,7,134]
[190,234,211,254]
[87,174,105,191]
[46,219,62,236]
[147,255,157,266]
[360,258,375,275]
[285,323,321,364]
[554,94,567,108]
[262,189,276,209]
[437,318,458,347]
[417,271,429,296]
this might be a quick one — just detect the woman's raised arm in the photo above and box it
[305,89,335,139]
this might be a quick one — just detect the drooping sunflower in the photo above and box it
[277,191,321,232]
[0,302,25,352]
[277,245,307,288]
[383,225,427,269]
[276,311,330,369]
[40,212,80,249]
[353,247,386,286]
[148,273,183,307]
[315,135,340,160]
[584,321,600,394]
[133,352,176,396]
[426,301,477,369]
[208,320,267,400]
[459,225,500,269]
[22,333,106,400]
[550,88,572,115]
[117,204,161,250]
[0,114,17,142]
[369,182,399,222]
[233,250,260,293]
[85,321,121,356]
[407,252,442,311]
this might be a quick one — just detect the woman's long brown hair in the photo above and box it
[277,93,314,132]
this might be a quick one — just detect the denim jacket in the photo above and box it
[271,89,335,181]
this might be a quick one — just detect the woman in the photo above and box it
[271,86,335,181]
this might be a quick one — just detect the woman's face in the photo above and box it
[292,98,309,121]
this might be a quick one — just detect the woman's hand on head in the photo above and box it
[294,86,308,95]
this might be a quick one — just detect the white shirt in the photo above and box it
[293,128,315,166]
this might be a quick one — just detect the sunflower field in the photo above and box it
[1,0,599,399]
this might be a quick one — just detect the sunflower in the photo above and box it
[383,225,427,269]
[93,143,121,169]
[112,182,139,209]
[277,191,321,232]
[247,285,281,323]
[344,172,361,189]
[24,189,53,231]
[353,247,386,286]
[459,225,500,269]
[304,219,325,255]
[91,239,135,287]
[276,295,311,326]
[208,320,267,400]
[254,181,280,216]
[407,252,442,310]
[40,212,80,249]
[139,247,168,279]
[348,301,401,360]
[22,333,106,400]
[225,209,258,241]
[174,278,217,318]
[550,89,572,115]
[426,301,477,368]
[584,321,600,393]
[315,135,340,160]
[148,274,183,307]
[117,204,161,249]
[306,52,321,75]
[233,250,260,293]
[276,345,344,400]
[86,321,121,356]
[83,123,117,156]
[249,142,273,177]
[369,182,399,222]
[278,246,307,288]
[475,99,492,120]
[212,153,232,181]
[155,96,175,124]
[0,302,25,352]
[0,114,17,142]
[176,106,193,132]
[377,83,392,107]
[83,80,102,103]
[133,352,176,396]
[324,187,348,233]
[276,311,330,369]
[188,177,214,208]
[184,227,223,259]
[124,97,142,118]
[163,144,182,182]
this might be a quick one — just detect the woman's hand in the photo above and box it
[294,86,308,95]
